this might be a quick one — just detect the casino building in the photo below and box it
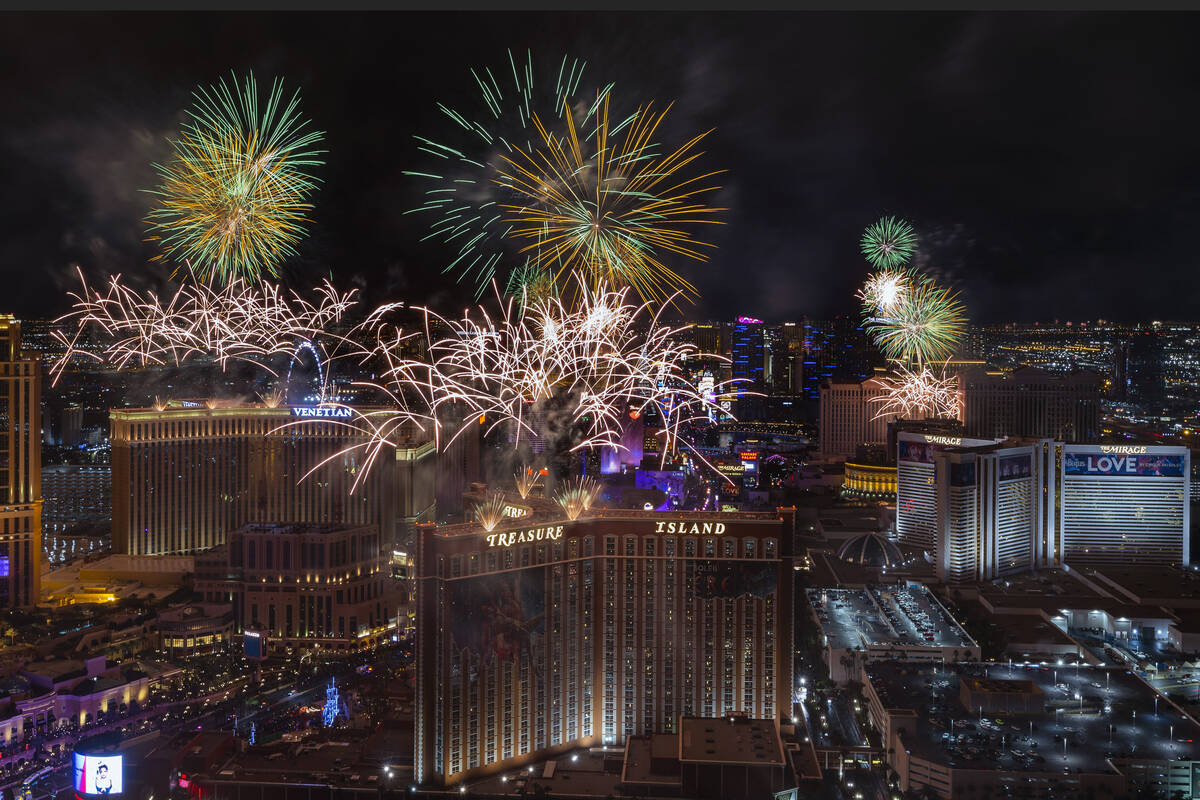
[110,401,435,556]
[413,505,796,786]
[896,432,1191,582]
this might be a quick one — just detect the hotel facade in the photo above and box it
[110,403,433,556]
[896,432,1190,582]
[414,508,796,786]
[0,317,41,607]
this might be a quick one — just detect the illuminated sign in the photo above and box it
[486,525,564,547]
[291,406,353,419]
[739,452,759,461]
[1064,453,1184,477]
[502,505,529,519]
[925,435,963,446]
[1099,445,1148,454]
[655,521,726,534]
[717,464,746,475]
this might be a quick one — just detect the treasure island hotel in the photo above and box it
[0,317,41,607]
[414,501,796,786]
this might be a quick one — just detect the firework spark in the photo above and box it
[861,216,918,270]
[496,93,724,304]
[863,277,965,366]
[50,267,355,385]
[473,491,510,531]
[857,268,910,314]
[332,278,742,480]
[147,72,325,283]
[555,476,599,520]
[406,51,615,297]
[514,466,545,499]
[870,364,960,420]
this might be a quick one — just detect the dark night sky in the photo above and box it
[3,11,1199,324]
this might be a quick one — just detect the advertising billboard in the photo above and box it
[999,455,1032,481]
[244,631,266,660]
[74,753,123,796]
[693,561,777,600]
[949,462,976,487]
[448,567,545,669]
[1064,453,1184,478]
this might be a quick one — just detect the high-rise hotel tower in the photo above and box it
[414,506,795,786]
[0,316,41,606]
[110,402,433,556]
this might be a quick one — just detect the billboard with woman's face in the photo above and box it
[74,753,123,796]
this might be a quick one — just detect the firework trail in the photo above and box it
[49,266,355,385]
[514,466,546,499]
[147,71,325,284]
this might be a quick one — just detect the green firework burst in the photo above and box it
[861,216,918,270]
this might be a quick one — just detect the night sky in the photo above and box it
[3,11,1199,324]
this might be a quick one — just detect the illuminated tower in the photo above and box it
[0,317,42,607]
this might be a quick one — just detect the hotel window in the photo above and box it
[645,538,656,557]
[624,537,636,556]
[606,537,617,556]
[704,538,716,557]
[723,538,736,558]
[684,538,696,557]
[664,537,675,557]
[765,538,776,558]
[744,538,757,558]
[568,538,578,558]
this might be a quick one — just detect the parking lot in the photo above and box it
[866,660,1200,778]
[871,585,975,649]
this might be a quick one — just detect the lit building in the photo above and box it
[900,434,1192,582]
[194,522,401,651]
[959,365,1102,443]
[896,432,1000,553]
[818,376,895,460]
[1052,443,1190,567]
[414,507,795,786]
[41,464,111,533]
[841,462,897,498]
[0,316,41,607]
[110,402,430,555]
[729,318,765,419]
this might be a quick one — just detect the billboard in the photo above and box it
[694,561,777,600]
[244,631,266,660]
[949,462,976,487]
[1064,453,1184,477]
[74,753,123,796]
[999,455,1032,481]
[448,568,545,668]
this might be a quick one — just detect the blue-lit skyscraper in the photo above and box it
[730,316,766,419]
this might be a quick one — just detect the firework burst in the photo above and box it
[861,216,918,270]
[495,93,724,304]
[863,277,965,365]
[870,364,960,420]
[406,51,616,297]
[50,267,355,385]
[147,72,325,284]
[857,268,910,314]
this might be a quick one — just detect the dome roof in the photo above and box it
[836,533,903,569]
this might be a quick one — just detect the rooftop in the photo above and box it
[808,584,976,650]
[678,716,785,765]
